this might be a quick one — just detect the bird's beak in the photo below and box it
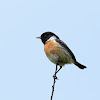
[36,36,41,39]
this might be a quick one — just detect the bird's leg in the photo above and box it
[56,66,62,74]
[53,64,58,79]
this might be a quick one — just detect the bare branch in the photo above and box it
[50,64,58,100]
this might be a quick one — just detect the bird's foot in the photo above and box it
[53,74,58,80]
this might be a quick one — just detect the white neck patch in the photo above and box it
[46,36,57,42]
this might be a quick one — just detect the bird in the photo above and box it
[36,32,86,73]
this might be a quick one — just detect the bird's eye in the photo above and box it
[44,34,47,38]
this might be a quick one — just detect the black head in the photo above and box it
[36,32,59,44]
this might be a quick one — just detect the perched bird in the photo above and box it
[37,32,86,72]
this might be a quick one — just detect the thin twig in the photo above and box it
[50,64,58,100]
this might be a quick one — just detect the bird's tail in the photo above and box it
[74,61,87,69]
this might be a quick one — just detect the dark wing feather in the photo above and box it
[56,39,76,61]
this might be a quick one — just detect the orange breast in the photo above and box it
[44,41,60,57]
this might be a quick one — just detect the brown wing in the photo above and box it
[56,39,76,61]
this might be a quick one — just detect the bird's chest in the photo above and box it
[44,41,73,65]
[44,41,60,57]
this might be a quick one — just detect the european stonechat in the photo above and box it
[37,32,86,70]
